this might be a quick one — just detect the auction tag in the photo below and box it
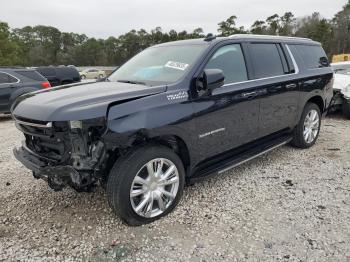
[165,61,189,71]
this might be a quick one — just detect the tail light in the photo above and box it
[41,81,51,88]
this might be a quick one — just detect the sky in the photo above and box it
[0,0,347,38]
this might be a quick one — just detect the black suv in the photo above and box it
[0,68,51,114]
[12,35,333,225]
[36,66,81,87]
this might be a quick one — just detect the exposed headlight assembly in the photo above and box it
[69,120,83,129]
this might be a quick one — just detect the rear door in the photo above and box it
[0,72,19,112]
[193,43,261,161]
[247,42,300,137]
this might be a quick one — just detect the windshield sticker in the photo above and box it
[165,61,189,71]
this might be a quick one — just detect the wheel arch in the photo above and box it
[307,95,324,113]
[133,134,191,175]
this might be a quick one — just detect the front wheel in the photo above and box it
[342,99,350,119]
[291,103,321,149]
[106,145,185,226]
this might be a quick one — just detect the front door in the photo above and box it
[192,44,261,163]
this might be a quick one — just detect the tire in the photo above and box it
[81,75,86,80]
[98,74,104,79]
[106,145,185,226]
[342,99,350,119]
[291,103,321,149]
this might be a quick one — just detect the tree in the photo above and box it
[330,0,350,54]
[0,22,22,66]
[218,16,246,36]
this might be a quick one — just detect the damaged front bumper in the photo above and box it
[14,142,97,191]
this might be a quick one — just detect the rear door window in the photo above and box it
[289,45,329,69]
[249,43,285,79]
[205,44,248,84]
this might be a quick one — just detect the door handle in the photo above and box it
[286,83,297,89]
[242,91,258,98]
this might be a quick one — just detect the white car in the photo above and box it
[331,62,350,118]
[79,69,106,80]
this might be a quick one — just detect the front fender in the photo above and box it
[104,91,197,158]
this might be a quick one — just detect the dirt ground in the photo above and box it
[0,114,349,261]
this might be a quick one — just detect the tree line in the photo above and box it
[0,0,349,67]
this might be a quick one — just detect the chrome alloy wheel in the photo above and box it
[130,158,180,218]
[303,109,320,143]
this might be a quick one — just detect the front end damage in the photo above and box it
[13,116,109,191]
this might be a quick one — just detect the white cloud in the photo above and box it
[0,0,347,38]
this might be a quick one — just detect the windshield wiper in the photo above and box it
[117,79,147,86]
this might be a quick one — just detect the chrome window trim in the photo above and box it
[221,44,300,88]
[0,71,20,86]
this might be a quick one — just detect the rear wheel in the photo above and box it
[98,74,104,79]
[291,103,321,148]
[107,145,185,226]
[342,99,350,119]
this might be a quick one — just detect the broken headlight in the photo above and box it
[69,120,83,129]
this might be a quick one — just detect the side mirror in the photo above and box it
[197,69,225,93]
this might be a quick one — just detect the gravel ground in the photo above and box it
[0,114,349,261]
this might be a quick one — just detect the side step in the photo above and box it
[189,135,292,183]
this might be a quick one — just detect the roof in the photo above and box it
[152,34,319,48]
[0,67,35,72]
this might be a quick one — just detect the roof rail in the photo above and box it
[229,34,312,41]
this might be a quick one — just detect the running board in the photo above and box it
[218,140,289,174]
[189,135,292,183]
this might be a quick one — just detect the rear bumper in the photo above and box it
[14,143,94,191]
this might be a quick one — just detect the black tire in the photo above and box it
[106,145,185,226]
[291,103,321,149]
[342,99,350,119]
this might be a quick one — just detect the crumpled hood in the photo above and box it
[333,74,350,98]
[12,81,166,121]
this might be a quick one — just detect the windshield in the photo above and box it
[108,44,207,86]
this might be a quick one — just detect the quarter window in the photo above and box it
[289,45,329,69]
[250,43,285,79]
[0,73,17,84]
[205,44,248,84]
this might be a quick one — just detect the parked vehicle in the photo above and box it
[12,35,333,225]
[331,62,350,118]
[96,67,119,82]
[80,69,106,79]
[36,66,81,87]
[332,54,350,63]
[0,68,50,114]
[332,61,350,74]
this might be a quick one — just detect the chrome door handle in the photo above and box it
[242,91,257,98]
[286,83,297,89]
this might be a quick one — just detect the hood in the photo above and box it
[333,74,350,91]
[334,74,350,98]
[12,81,166,121]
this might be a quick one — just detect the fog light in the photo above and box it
[69,120,82,129]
